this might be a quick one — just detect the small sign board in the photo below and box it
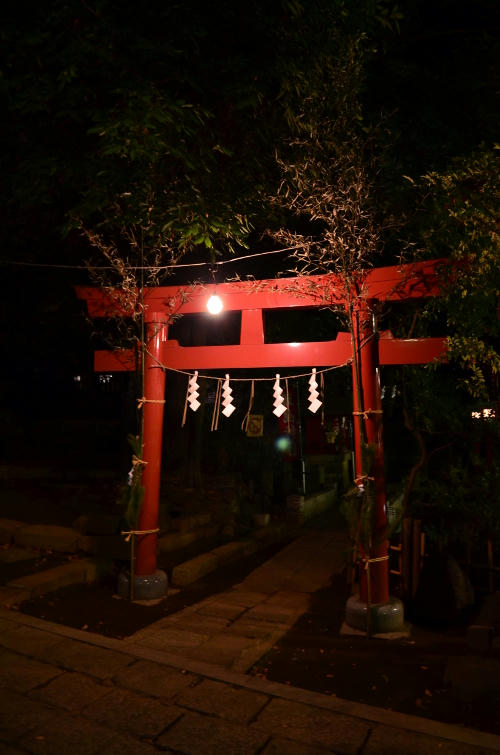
[246,414,264,437]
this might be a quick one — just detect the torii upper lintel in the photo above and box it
[77,258,444,319]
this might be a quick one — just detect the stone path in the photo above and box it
[1,605,499,753]
[128,527,349,673]
[1,515,500,752]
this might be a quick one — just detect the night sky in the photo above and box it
[0,0,498,472]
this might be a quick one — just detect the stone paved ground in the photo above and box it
[1,516,500,753]
[126,526,348,672]
[1,608,499,754]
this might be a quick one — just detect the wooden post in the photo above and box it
[420,531,426,574]
[136,312,168,576]
[351,302,389,606]
[411,519,422,597]
[401,517,412,599]
[389,543,402,579]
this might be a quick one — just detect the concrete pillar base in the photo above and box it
[345,594,405,634]
[117,569,168,601]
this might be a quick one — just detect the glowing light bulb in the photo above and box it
[207,293,223,315]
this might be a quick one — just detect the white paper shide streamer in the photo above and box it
[221,374,235,417]
[308,368,322,414]
[187,371,201,412]
[272,373,287,417]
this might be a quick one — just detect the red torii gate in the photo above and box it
[77,259,446,626]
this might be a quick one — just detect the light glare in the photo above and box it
[207,294,223,315]
[275,435,292,453]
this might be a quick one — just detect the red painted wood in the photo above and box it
[75,259,445,318]
[160,336,353,369]
[135,314,168,576]
[93,333,447,372]
[354,304,389,605]
[378,335,447,364]
[240,309,265,345]
[76,259,448,599]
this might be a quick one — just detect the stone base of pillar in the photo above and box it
[344,594,405,635]
[117,569,168,601]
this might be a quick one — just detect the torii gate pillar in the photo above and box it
[345,302,406,634]
[118,312,169,600]
[352,302,389,606]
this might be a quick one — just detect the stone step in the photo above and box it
[171,523,296,587]
[158,524,220,555]
[1,519,221,561]
[171,552,220,587]
[9,524,82,553]
[0,518,298,600]
[0,519,28,545]
[169,512,213,533]
[0,547,39,565]
[6,558,102,598]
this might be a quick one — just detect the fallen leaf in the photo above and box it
[325,673,334,678]
[382,674,389,682]
[425,689,432,697]
[420,665,429,671]
[371,685,377,691]
[81,624,88,630]
[415,698,423,708]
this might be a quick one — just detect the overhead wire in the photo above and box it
[1,243,316,272]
